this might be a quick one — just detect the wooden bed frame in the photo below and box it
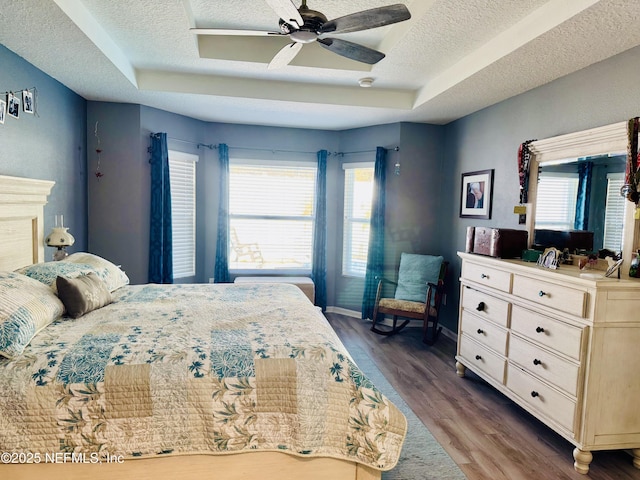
[0,174,381,480]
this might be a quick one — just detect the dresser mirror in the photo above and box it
[527,121,640,276]
[535,153,626,253]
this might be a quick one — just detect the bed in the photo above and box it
[0,175,407,480]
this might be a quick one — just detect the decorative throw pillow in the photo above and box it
[56,273,112,319]
[62,252,129,292]
[394,253,444,304]
[0,271,64,359]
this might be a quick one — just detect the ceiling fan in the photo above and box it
[191,0,411,69]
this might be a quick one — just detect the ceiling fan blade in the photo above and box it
[268,42,303,69]
[320,4,411,34]
[264,0,304,28]
[190,28,282,36]
[317,38,385,65]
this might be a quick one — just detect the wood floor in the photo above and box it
[326,312,640,480]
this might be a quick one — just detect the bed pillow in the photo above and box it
[56,273,112,318]
[17,253,130,293]
[62,252,129,292]
[16,261,97,293]
[0,271,64,359]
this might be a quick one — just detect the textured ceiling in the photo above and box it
[1,0,639,130]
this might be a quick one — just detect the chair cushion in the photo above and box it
[394,253,444,304]
[379,298,437,316]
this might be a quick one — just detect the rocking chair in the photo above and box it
[371,253,448,345]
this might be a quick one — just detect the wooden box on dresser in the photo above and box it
[455,251,640,474]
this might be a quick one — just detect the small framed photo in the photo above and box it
[0,98,5,124]
[537,247,561,269]
[460,169,494,219]
[7,93,20,119]
[22,90,33,114]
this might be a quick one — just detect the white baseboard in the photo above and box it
[325,306,361,318]
[325,306,457,342]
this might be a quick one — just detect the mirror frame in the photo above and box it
[526,121,640,277]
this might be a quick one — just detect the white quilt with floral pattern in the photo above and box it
[0,283,406,470]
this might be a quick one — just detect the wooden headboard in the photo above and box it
[0,175,54,271]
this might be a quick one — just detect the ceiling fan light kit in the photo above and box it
[192,1,411,69]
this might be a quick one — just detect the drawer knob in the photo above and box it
[536,326,545,333]
[533,358,542,366]
[476,328,484,335]
[475,355,482,360]
[538,290,547,297]
[476,302,486,312]
[530,391,539,398]
[480,273,488,279]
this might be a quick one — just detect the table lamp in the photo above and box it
[45,214,75,261]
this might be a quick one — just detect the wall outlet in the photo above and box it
[209,278,214,283]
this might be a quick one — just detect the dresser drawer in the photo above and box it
[461,286,510,328]
[459,334,506,384]
[460,310,508,355]
[508,334,580,396]
[506,364,576,433]
[461,261,512,293]
[512,275,587,318]
[511,305,583,360]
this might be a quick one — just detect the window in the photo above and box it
[342,163,374,277]
[229,161,316,271]
[534,172,579,230]
[168,150,197,278]
[603,172,625,252]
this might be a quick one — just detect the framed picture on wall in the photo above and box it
[460,169,494,219]
[0,98,5,125]
[22,90,34,114]
[7,93,19,119]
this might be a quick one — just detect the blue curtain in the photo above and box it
[214,144,231,283]
[148,132,173,284]
[362,147,387,320]
[574,161,593,230]
[312,150,327,310]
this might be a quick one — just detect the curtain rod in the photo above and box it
[331,146,399,157]
[152,134,399,156]
[150,133,215,150]
[168,137,215,150]
[225,145,319,155]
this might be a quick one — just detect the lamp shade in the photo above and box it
[45,227,75,247]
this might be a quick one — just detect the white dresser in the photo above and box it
[455,251,640,474]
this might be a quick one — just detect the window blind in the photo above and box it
[603,172,625,252]
[168,150,197,278]
[229,162,316,271]
[342,164,374,277]
[534,173,579,230]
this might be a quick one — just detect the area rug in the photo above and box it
[348,345,467,480]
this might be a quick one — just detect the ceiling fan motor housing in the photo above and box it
[279,4,327,43]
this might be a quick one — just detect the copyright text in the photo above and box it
[1,452,124,464]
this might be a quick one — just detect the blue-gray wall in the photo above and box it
[86,102,141,280]
[0,45,87,254]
